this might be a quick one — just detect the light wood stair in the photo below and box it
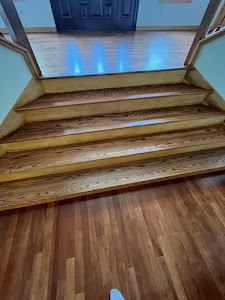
[1,125,225,183]
[1,81,225,211]
[1,105,225,151]
[17,83,209,121]
[0,148,225,211]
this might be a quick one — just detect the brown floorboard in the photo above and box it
[0,171,225,299]
[7,31,195,77]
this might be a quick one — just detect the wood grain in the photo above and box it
[0,148,225,211]
[0,146,6,158]
[41,69,187,93]
[1,125,225,182]
[19,83,208,110]
[18,83,210,121]
[0,171,225,299]
[24,31,195,77]
[1,105,225,152]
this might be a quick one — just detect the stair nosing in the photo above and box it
[1,112,225,145]
[1,141,225,179]
[0,148,225,211]
[16,89,210,111]
[1,126,225,178]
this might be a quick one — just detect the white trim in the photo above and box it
[0,27,57,34]
[136,25,198,31]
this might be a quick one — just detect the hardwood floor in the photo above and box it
[0,172,225,299]
[22,31,196,77]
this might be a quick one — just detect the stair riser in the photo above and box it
[2,116,225,152]
[0,146,6,158]
[41,69,186,93]
[1,141,225,183]
[21,93,208,122]
[1,155,225,211]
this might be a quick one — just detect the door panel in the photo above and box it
[50,0,76,31]
[50,0,139,31]
[74,0,118,31]
[90,0,103,17]
[118,0,139,30]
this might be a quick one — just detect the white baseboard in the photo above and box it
[0,27,57,34]
[0,25,198,33]
[136,25,198,31]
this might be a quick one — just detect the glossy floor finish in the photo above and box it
[0,172,225,299]
[24,31,195,77]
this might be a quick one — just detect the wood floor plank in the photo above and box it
[1,105,225,151]
[0,148,225,211]
[25,31,195,77]
[1,125,225,182]
[1,172,225,299]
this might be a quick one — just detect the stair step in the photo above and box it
[1,125,225,182]
[1,147,225,211]
[41,69,187,93]
[17,84,210,121]
[1,105,225,152]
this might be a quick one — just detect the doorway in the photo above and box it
[50,0,139,31]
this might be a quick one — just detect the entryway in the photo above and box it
[25,31,195,77]
[49,0,139,31]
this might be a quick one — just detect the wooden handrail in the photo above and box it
[0,36,39,77]
[184,0,223,66]
[0,0,41,76]
[209,2,225,33]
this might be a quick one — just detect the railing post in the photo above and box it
[0,0,41,76]
[184,0,223,67]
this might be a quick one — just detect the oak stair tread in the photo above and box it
[1,148,225,211]
[1,105,225,144]
[17,83,210,110]
[1,125,225,181]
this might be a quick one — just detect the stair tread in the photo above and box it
[1,105,225,144]
[17,83,209,111]
[0,147,225,211]
[1,125,225,176]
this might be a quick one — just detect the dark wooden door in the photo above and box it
[50,0,139,31]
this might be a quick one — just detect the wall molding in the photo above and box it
[0,26,57,34]
[0,25,198,33]
[136,25,198,31]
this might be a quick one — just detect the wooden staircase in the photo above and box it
[1,79,225,211]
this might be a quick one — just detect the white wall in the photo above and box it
[137,0,209,26]
[194,33,225,100]
[0,0,55,28]
[0,45,32,123]
[0,0,209,29]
